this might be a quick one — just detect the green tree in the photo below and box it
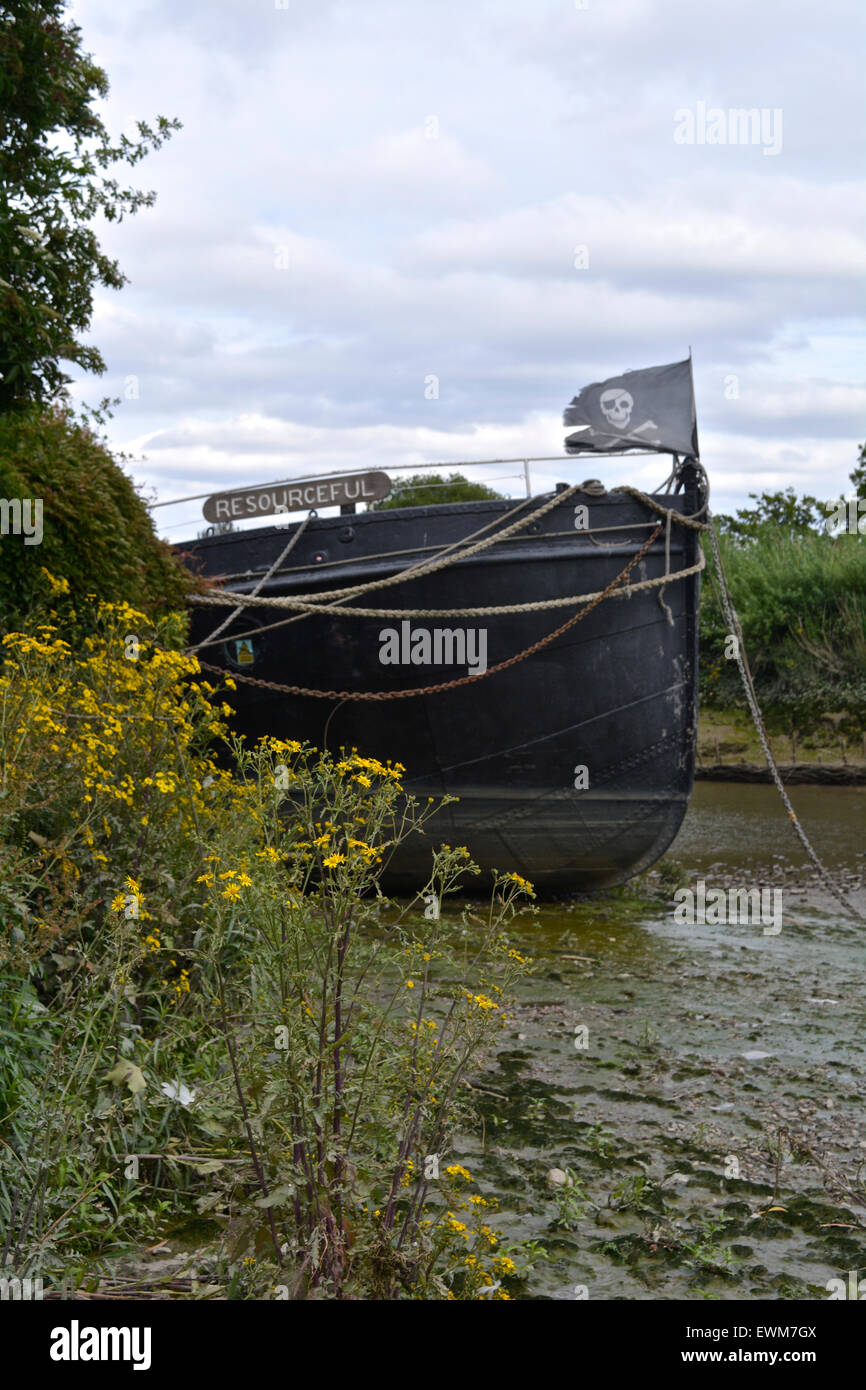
[0,1,180,409]
[371,472,506,510]
[714,487,826,542]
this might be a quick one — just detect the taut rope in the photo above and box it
[194,523,666,701]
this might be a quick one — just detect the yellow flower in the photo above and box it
[255,847,282,863]
[40,568,70,596]
[467,992,498,1012]
[322,853,345,868]
[444,1164,472,1182]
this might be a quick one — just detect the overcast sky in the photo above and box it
[68,0,865,538]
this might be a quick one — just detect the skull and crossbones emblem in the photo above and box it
[599,388,634,430]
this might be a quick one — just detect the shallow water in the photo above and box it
[462,782,865,1300]
[674,780,866,874]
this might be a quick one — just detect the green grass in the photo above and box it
[699,529,866,728]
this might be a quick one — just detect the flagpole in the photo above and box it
[688,346,700,462]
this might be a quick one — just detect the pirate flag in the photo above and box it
[563,357,699,458]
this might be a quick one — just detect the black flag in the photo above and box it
[563,357,699,457]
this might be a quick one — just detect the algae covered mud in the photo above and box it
[455,782,866,1300]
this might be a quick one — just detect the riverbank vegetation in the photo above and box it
[699,455,866,748]
[0,588,536,1299]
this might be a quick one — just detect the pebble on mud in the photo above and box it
[547,1168,573,1187]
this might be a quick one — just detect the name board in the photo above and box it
[202,471,391,523]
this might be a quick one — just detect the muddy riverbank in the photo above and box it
[696,764,866,784]
[457,782,866,1300]
[70,783,863,1302]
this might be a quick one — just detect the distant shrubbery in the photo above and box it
[700,465,866,730]
[371,471,506,510]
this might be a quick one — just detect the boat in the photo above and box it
[175,359,707,895]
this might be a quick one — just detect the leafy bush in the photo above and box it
[0,404,192,626]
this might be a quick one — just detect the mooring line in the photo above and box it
[187,511,314,655]
[193,524,665,701]
[705,514,863,922]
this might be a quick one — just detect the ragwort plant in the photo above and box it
[189,738,535,1299]
[0,582,535,1299]
[0,580,236,1286]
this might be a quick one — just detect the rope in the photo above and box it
[187,511,314,654]
[201,519,663,589]
[618,484,708,530]
[190,479,703,616]
[194,524,664,701]
[188,489,707,617]
[186,495,542,652]
[658,506,674,626]
[705,514,863,922]
[188,551,705,624]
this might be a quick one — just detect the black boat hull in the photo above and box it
[179,477,702,894]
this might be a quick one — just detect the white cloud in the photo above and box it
[65,0,864,532]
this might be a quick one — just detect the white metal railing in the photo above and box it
[147,449,660,517]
